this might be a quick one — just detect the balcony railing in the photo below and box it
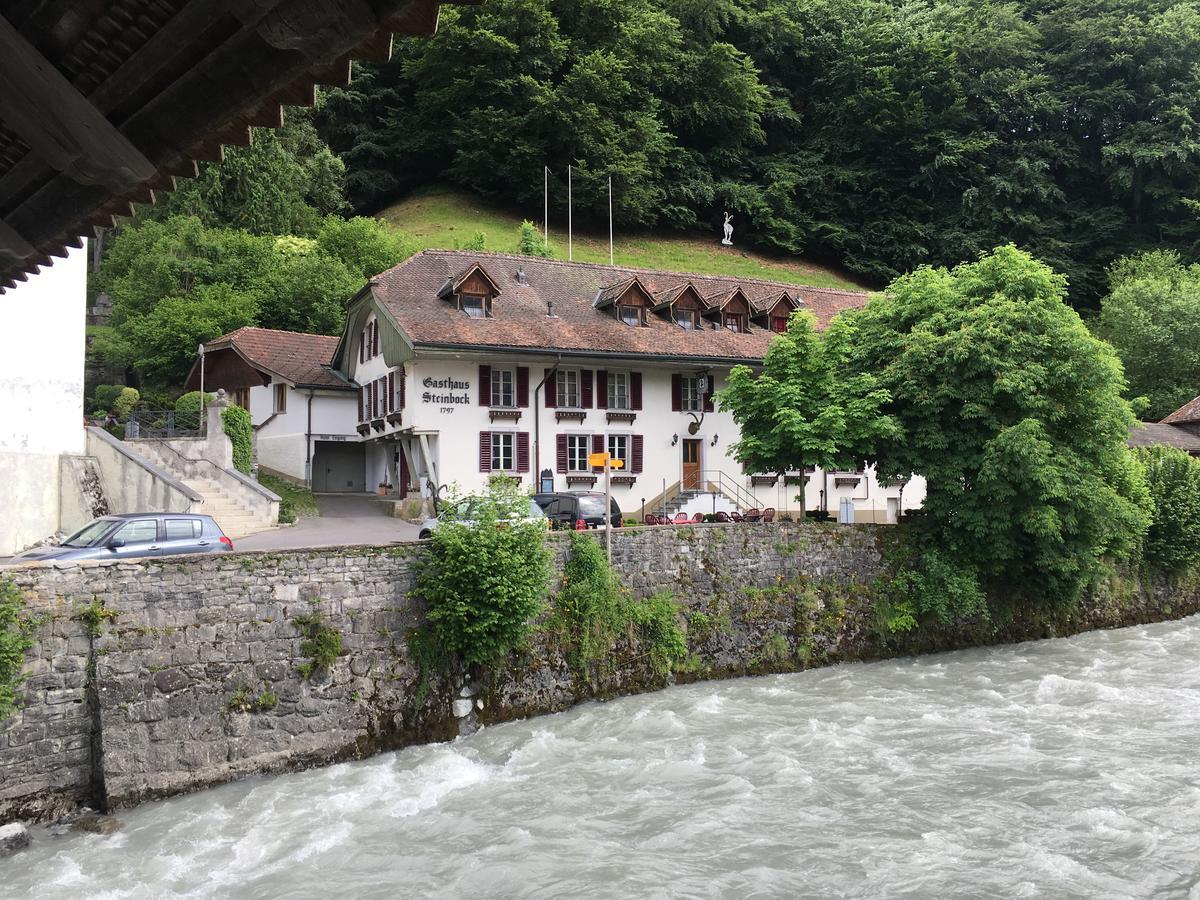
[124,408,201,439]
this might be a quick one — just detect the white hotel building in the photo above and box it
[317,250,924,521]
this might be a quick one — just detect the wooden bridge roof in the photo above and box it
[0,0,469,291]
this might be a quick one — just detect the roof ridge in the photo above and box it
[399,248,873,297]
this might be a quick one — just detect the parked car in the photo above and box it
[418,497,547,540]
[533,493,623,530]
[11,514,233,564]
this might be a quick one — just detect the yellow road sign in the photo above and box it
[608,459,624,469]
[588,452,609,466]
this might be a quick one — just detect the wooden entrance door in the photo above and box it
[682,439,702,490]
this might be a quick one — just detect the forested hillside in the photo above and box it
[317,0,1200,306]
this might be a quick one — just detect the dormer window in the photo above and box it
[462,294,488,318]
[770,316,788,333]
[619,304,644,327]
[725,313,747,333]
[677,310,701,330]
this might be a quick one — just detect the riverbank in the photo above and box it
[1,522,1196,825]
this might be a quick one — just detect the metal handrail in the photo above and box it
[697,469,762,511]
[124,407,201,439]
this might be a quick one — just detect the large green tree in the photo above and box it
[719,310,897,513]
[830,245,1150,612]
[1094,250,1200,421]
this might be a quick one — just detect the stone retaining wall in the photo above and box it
[0,522,1195,824]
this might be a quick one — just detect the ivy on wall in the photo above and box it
[0,580,39,721]
[221,405,253,475]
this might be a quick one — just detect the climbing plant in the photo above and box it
[0,580,39,721]
[221,404,253,474]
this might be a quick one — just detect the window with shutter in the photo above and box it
[566,434,590,472]
[556,434,569,474]
[606,372,629,410]
[490,368,515,407]
[478,432,492,472]
[516,432,530,473]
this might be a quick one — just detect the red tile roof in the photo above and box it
[204,327,351,390]
[1129,423,1200,454]
[1162,394,1200,425]
[369,251,872,363]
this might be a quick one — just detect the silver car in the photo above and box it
[11,514,233,564]
[418,497,548,540]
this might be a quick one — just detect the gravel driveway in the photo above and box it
[233,493,423,551]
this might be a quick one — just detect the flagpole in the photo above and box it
[544,166,549,244]
[568,165,573,262]
[608,175,614,265]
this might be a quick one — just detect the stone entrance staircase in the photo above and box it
[178,476,274,539]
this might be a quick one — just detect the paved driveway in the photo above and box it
[234,493,423,552]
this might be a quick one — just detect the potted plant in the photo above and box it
[377,482,393,497]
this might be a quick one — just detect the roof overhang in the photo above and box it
[412,340,765,368]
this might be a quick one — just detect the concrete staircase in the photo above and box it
[180,476,274,539]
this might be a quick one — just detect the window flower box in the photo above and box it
[386,412,403,427]
[751,475,779,487]
[356,423,371,437]
[606,411,636,424]
[555,410,587,423]
[370,418,386,433]
[566,475,597,488]
[489,409,522,423]
[611,475,636,486]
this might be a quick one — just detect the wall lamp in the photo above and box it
[671,434,679,446]
[710,434,719,447]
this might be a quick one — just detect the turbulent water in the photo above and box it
[9,617,1200,899]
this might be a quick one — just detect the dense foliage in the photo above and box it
[319,0,1200,305]
[93,215,408,388]
[1094,251,1200,421]
[828,246,1150,616]
[1134,446,1200,575]
[0,580,38,721]
[719,310,897,513]
[221,405,253,475]
[414,479,552,666]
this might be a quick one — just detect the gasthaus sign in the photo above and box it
[421,377,470,414]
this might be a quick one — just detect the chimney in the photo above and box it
[517,267,527,285]
[546,301,556,318]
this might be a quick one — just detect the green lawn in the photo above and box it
[258,473,320,522]
[377,185,869,292]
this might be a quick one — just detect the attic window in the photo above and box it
[677,309,700,330]
[770,316,789,333]
[461,294,488,318]
[725,313,747,333]
[619,304,644,327]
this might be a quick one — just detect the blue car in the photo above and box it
[11,514,234,564]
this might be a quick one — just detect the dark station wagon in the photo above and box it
[534,493,623,530]
[11,514,233,564]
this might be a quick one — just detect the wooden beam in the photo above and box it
[0,13,156,193]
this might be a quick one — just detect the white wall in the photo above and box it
[0,246,87,552]
[253,382,357,483]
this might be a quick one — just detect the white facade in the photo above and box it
[241,380,358,484]
[351,346,925,522]
[0,246,87,552]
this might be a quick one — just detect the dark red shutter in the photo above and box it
[517,433,530,473]
[596,371,608,409]
[517,367,529,408]
[581,370,593,408]
[358,332,365,363]
[388,371,395,412]
[358,386,364,421]
[545,368,557,408]
[371,320,379,356]
[592,434,605,472]
[556,434,568,473]
[704,375,715,412]
[631,435,644,474]
[399,372,406,409]
[479,365,491,407]
[479,432,492,472]
[631,372,643,410]
[671,374,682,412]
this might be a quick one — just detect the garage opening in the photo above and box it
[312,441,366,493]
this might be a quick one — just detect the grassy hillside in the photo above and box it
[377,186,869,292]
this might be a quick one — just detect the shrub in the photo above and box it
[93,384,122,411]
[1135,446,1200,575]
[414,479,551,666]
[174,390,213,429]
[0,580,39,721]
[517,220,553,258]
[112,386,140,421]
[221,404,253,474]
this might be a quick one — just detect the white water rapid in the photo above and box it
[8,616,1200,898]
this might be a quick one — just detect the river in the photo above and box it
[8,617,1200,898]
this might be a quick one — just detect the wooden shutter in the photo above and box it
[399,372,406,409]
[371,320,379,357]
[370,381,377,417]
[631,434,644,474]
[358,332,365,363]
[388,371,395,412]
[479,432,492,472]
[703,375,715,412]
[591,434,605,472]
[631,372,643,410]
[556,434,568,473]
[596,371,608,409]
[581,370,593,408]
[671,374,682,411]
[544,368,557,408]
[517,367,529,408]
[479,365,491,407]
[358,386,364,421]
[516,433,530,473]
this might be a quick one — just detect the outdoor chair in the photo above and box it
[761,508,776,523]
[715,511,732,523]
[673,512,690,525]
[730,511,744,522]
[691,513,704,523]
[743,508,763,523]
[644,514,660,525]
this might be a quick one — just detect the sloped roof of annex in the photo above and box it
[184,327,352,393]
[331,250,872,370]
